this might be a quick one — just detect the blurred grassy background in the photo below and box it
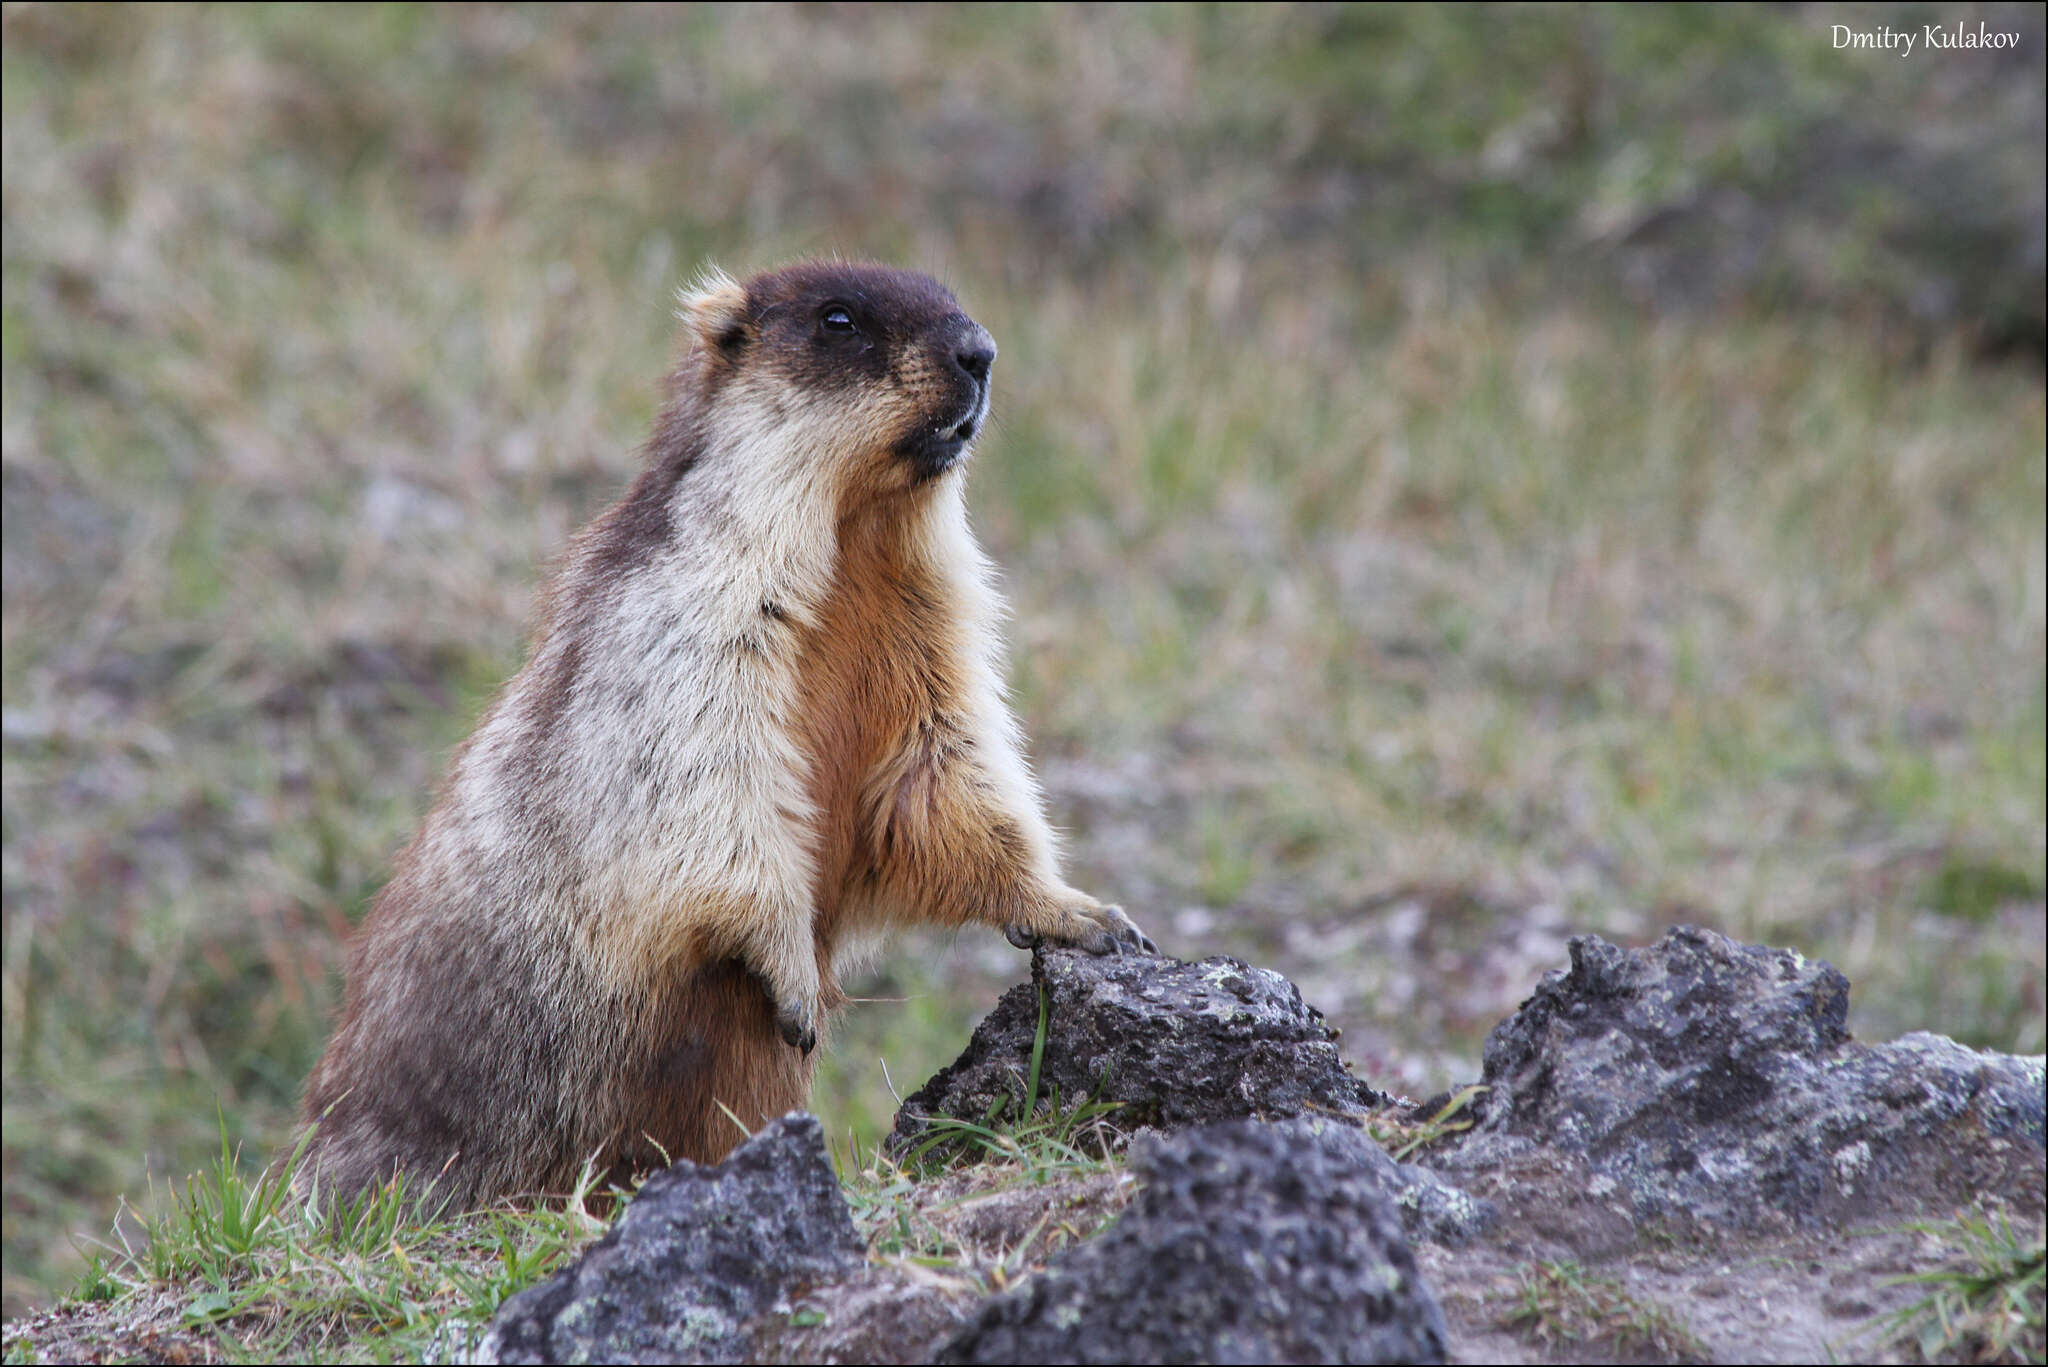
[3,1,2043,1316]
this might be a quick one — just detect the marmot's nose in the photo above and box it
[952,324,996,385]
[956,346,993,382]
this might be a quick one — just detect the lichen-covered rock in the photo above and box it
[480,1114,862,1365]
[1380,1153,1497,1247]
[753,1269,979,1366]
[936,1117,1448,1365]
[889,947,1389,1155]
[1432,926,2047,1233]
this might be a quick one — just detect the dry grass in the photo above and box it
[1505,1258,1709,1363]
[4,3,2042,1320]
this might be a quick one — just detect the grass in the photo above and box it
[0,1090,1130,1363]
[3,0,2043,1322]
[879,982,1131,1180]
[1368,1084,1485,1162]
[828,987,1133,1295]
[834,1103,1131,1298]
[3,1121,609,1365]
[1504,1258,1708,1363]
[1861,1207,2048,1365]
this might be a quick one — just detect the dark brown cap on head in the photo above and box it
[681,261,997,480]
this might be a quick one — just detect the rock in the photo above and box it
[481,1114,862,1365]
[753,1269,979,1366]
[15,928,2041,1366]
[889,947,1390,1156]
[1430,926,2048,1234]
[935,1117,1450,1365]
[1380,1154,1497,1248]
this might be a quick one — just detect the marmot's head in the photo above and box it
[679,261,996,498]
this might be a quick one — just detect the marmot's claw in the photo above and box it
[1005,924,1043,951]
[1096,904,1156,957]
[1027,903,1156,958]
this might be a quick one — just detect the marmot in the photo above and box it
[302,261,1151,1210]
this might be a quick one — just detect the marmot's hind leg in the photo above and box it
[606,957,820,1179]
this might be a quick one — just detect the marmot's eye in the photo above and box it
[821,306,857,334]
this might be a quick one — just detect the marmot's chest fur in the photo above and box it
[794,518,948,912]
[302,261,1151,1212]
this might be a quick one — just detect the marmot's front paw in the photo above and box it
[1006,901,1156,957]
[775,998,818,1055]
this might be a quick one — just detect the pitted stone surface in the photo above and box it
[1431,926,2047,1233]
[482,1114,861,1365]
[935,1117,1449,1365]
[889,947,1389,1154]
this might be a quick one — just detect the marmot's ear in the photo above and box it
[677,266,751,355]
